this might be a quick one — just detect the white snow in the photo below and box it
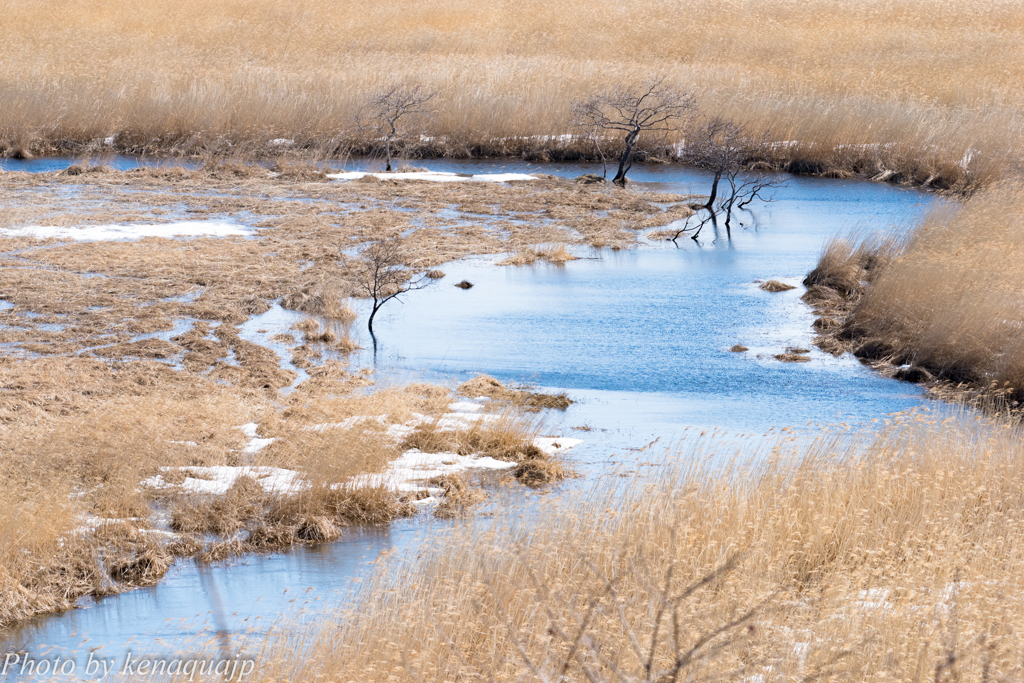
[0,220,253,242]
[143,465,305,495]
[238,422,275,454]
[238,423,260,438]
[269,138,294,146]
[304,403,499,439]
[326,171,535,183]
[351,449,518,494]
[448,401,483,413]
[144,406,582,501]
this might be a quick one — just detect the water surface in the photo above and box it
[0,159,939,678]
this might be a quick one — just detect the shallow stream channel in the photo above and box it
[0,159,941,679]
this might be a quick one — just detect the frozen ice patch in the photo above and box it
[533,437,584,455]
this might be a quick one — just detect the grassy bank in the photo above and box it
[805,181,1024,408]
[3,0,1023,188]
[201,411,1024,681]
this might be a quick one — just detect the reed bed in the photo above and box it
[192,410,1023,681]
[2,0,1023,187]
[807,181,1024,405]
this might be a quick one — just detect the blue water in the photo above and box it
[0,159,940,678]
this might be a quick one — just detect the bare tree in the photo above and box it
[573,78,695,186]
[346,236,434,350]
[363,84,436,172]
[678,117,786,240]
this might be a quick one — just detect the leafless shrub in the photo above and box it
[344,235,435,349]
[361,84,437,172]
[573,77,695,185]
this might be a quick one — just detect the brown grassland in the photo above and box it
[4,2,1024,678]
[2,0,1024,189]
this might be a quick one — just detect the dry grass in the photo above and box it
[0,358,561,625]
[499,243,580,267]
[238,411,1024,681]
[2,1,1023,188]
[759,279,795,292]
[806,182,1024,405]
[458,374,573,412]
[429,473,486,519]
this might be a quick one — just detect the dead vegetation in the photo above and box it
[498,243,579,266]
[429,473,486,519]
[803,183,1024,408]
[458,375,573,412]
[759,279,795,292]
[0,354,571,627]
[2,1,1022,189]
[251,411,1024,681]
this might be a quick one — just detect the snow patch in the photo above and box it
[143,465,305,495]
[326,171,535,183]
[0,220,253,242]
[351,449,517,494]
[533,437,584,455]
[238,422,275,455]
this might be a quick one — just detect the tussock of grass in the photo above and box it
[429,474,486,519]
[401,415,542,462]
[458,374,573,411]
[498,243,579,266]
[259,413,1024,681]
[759,279,795,292]
[400,408,571,486]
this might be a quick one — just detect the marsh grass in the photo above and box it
[238,411,1024,682]
[458,374,573,412]
[0,363,555,625]
[807,182,1024,405]
[2,1,1023,188]
[499,243,580,267]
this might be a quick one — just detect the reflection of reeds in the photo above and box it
[3,0,1022,187]
[255,412,1024,681]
